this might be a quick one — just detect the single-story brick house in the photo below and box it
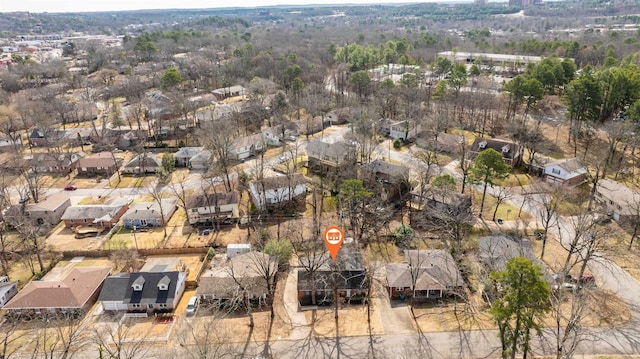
[386,250,464,300]
[121,199,178,228]
[60,198,131,229]
[3,266,111,316]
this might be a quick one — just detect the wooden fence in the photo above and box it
[61,246,211,259]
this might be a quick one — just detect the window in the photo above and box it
[83,219,87,223]
[158,304,167,308]
[148,304,154,309]
[132,304,141,308]
[552,168,561,175]
[395,287,404,292]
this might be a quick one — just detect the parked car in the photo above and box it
[577,274,595,287]
[64,185,77,191]
[18,195,29,204]
[186,296,198,316]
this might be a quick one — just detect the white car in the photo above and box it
[186,296,198,316]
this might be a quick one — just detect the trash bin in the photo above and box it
[497,218,503,224]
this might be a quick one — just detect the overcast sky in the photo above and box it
[0,1,453,13]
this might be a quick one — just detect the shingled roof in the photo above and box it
[4,266,111,310]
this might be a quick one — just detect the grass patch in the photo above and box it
[322,196,337,212]
[110,175,154,189]
[77,196,110,205]
[366,242,402,262]
[555,183,590,216]
[498,173,530,187]
[470,190,531,221]
[447,128,485,144]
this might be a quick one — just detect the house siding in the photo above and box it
[78,165,117,176]
[250,183,306,211]
[63,205,129,229]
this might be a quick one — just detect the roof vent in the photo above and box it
[502,145,510,153]
[479,140,487,149]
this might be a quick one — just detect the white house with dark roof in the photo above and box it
[249,174,307,211]
[98,270,187,312]
[544,157,587,186]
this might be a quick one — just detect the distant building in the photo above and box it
[438,51,563,66]
[475,0,488,5]
[212,85,246,101]
[509,0,542,7]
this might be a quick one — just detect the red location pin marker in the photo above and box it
[324,225,345,260]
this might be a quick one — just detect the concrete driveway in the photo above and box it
[282,258,310,340]
[373,264,415,335]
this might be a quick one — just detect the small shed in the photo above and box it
[227,244,251,259]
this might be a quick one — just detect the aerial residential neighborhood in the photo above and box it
[1,0,640,358]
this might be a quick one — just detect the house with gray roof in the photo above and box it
[386,250,464,300]
[416,131,464,154]
[197,252,277,306]
[185,192,240,225]
[121,153,162,174]
[174,147,207,168]
[98,270,187,312]
[121,199,177,228]
[596,179,640,222]
[229,133,265,161]
[77,152,120,177]
[470,138,523,168]
[389,120,420,141]
[28,151,85,174]
[297,246,367,306]
[212,85,246,101]
[61,198,131,229]
[189,149,212,170]
[249,174,307,211]
[28,128,67,148]
[410,184,472,219]
[543,157,587,186]
[360,159,411,202]
[25,191,71,227]
[478,234,537,272]
[306,139,356,177]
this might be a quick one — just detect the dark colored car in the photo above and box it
[64,185,77,191]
